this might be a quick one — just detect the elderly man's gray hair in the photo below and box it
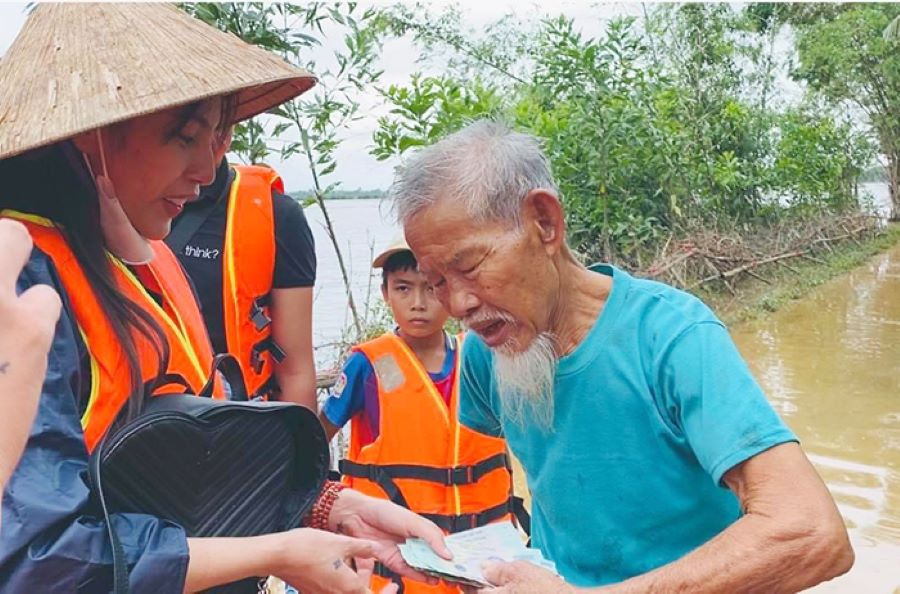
[390,120,559,226]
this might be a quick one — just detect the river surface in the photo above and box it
[731,243,900,593]
[306,186,897,591]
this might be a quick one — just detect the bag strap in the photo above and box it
[89,442,130,594]
[165,197,221,257]
[200,353,249,402]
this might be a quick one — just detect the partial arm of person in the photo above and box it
[271,286,317,409]
[595,441,851,593]
[270,192,317,409]
[318,351,375,443]
[478,442,853,594]
[184,529,380,594]
[184,486,452,593]
[0,220,61,490]
[318,410,344,442]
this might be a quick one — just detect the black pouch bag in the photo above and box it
[89,355,329,594]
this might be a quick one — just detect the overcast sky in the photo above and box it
[0,1,647,192]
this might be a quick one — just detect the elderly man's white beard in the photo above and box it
[492,332,558,431]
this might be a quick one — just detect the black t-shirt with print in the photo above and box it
[168,159,316,353]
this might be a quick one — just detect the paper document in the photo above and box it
[398,522,558,587]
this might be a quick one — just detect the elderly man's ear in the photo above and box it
[522,189,566,256]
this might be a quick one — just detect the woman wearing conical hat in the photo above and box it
[0,5,448,593]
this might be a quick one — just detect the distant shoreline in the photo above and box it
[288,191,386,201]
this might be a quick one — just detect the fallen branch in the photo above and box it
[645,247,697,278]
[690,250,807,289]
[635,212,882,292]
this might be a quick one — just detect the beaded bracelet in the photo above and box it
[303,480,347,531]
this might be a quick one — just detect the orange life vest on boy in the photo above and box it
[221,164,285,399]
[340,332,515,593]
[3,210,223,452]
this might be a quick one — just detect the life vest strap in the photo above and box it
[251,374,279,401]
[512,495,531,537]
[373,562,405,592]
[341,459,411,508]
[339,452,510,487]
[421,498,514,533]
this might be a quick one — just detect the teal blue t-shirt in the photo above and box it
[459,265,797,587]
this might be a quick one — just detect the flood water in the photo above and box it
[731,243,900,593]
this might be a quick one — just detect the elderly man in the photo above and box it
[392,120,853,593]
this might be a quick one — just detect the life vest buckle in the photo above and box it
[250,300,272,332]
[250,346,264,374]
[251,338,287,374]
[445,465,474,486]
[446,512,478,533]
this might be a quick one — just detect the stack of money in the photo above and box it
[399,522,558,587]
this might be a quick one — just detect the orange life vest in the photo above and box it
[340,332,515,594]
[222,164,285,399]
[2,210,223,453]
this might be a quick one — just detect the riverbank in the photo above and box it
[699,222,900,325]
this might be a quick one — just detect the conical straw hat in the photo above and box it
[0,3,316,160]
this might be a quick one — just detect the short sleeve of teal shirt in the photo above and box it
[656,320,796,484]
[458,265,797,586]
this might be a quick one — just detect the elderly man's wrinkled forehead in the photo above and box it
[404,195,517,269]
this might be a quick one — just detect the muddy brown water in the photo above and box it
[731,243,900,593]
[511,243,900,591]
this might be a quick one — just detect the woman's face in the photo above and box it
[99,99,223,240]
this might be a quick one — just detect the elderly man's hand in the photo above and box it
[468,561,578,594]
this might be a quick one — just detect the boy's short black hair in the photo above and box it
[382,250,418,287]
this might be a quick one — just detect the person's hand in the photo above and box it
[469,561,577,594]
[0,219,62,488]
[328,489,452,583]
[272,527,382,594]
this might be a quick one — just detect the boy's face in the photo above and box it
[382,267,449,339]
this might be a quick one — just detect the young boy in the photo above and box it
[319,238,516,594]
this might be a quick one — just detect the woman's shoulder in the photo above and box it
[18,245,62,289]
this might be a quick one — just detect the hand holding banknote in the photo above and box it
[330,489,451,584]
[470,560,577,593]
[399,523,565,591]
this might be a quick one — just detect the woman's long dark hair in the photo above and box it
[0,97,236,424]
[0,141,168,422]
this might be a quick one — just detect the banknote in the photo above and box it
[399,522,558,587]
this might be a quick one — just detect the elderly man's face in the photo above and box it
[405,193,562,354]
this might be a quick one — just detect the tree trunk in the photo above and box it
[889,152,900,222]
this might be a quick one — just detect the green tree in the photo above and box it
[788,3,900,219]
[372,4,872,262]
